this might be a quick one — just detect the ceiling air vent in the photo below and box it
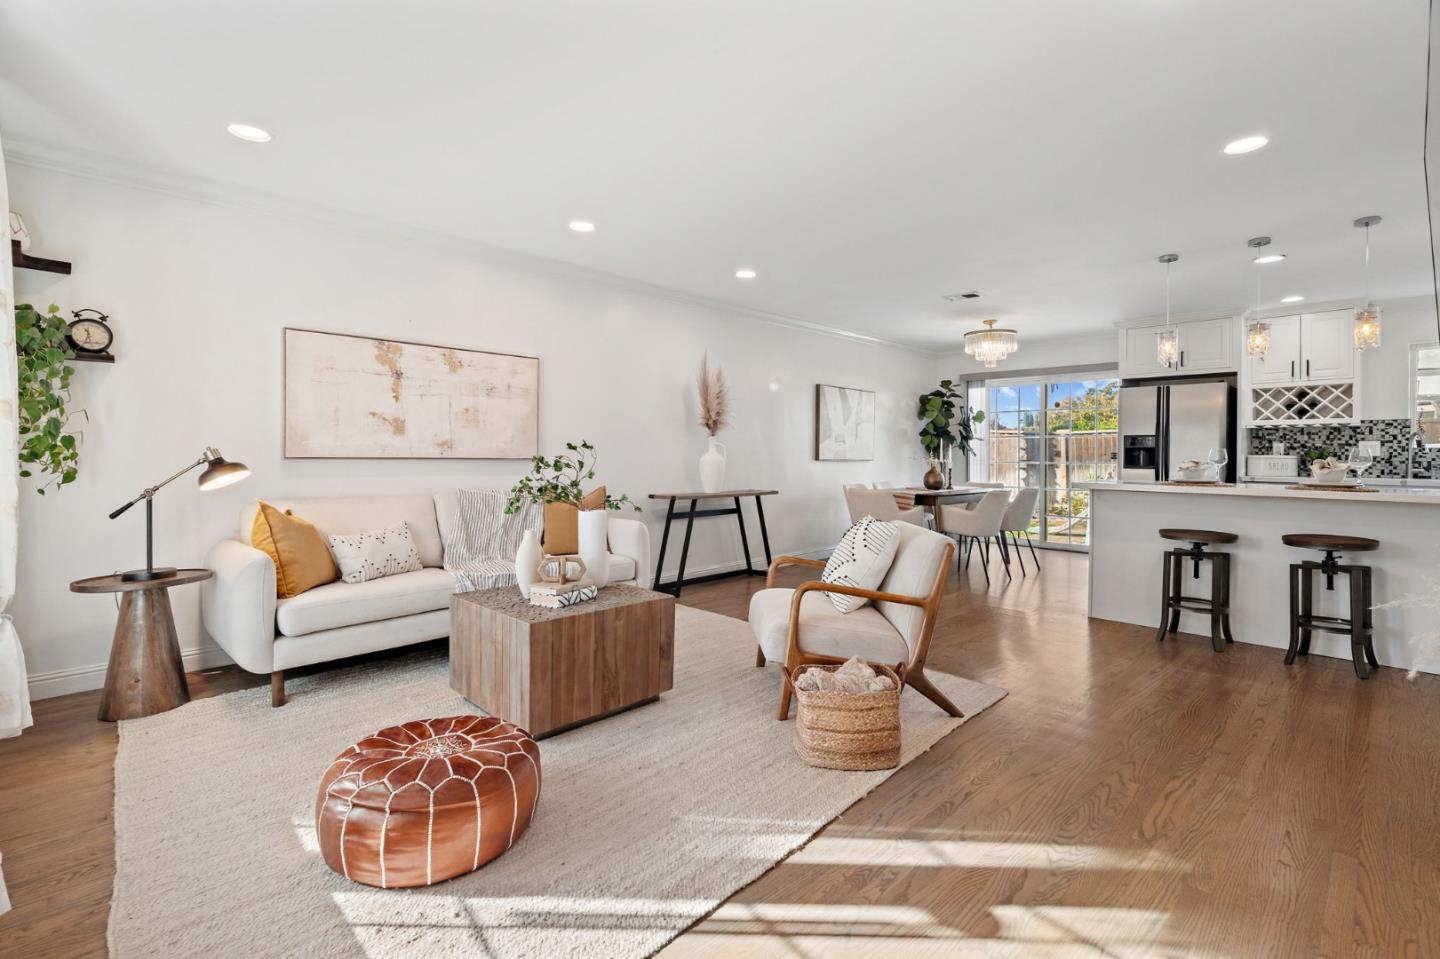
[943,292,981,302]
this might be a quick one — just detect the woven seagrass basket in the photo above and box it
[787,663,903,771]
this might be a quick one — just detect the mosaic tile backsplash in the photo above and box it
[1247,419,1440,478]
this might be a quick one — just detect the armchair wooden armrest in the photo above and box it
[791,580,927,609]
[766,554,827,587]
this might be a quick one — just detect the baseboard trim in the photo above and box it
[650,546,831,588]
[27,643,234,701]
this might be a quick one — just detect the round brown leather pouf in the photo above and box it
[315,716,541,888]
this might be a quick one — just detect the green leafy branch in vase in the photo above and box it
[505,440,641,514]
[15,303,87,494]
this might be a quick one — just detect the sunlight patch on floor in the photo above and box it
[783,836,1186,872]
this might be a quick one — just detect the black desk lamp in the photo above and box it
[109,447,252,582]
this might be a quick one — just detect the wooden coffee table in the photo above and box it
[449,584,675,738]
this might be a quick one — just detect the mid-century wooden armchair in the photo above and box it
[748,522,958,720]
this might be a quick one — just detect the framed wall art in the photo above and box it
[283,328,539,459]
[815,384,876,461]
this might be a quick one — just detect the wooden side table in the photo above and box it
[70,568,212,722]
[450,584,675,737]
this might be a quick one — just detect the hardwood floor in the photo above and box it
[2,551,1437,958]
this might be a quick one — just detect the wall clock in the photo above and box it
[67,308,114,357]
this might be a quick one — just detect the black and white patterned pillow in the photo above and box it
[820,515,900,614]
[326,523,423,584]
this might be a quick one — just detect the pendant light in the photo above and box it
[1155,254,1179,368]
[1244,237,1272,358]
[1353,215,1382,351]
[963,318,1019,368]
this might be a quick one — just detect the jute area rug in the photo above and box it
[111,605,1006,958]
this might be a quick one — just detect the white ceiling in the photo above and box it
[1,0,1434,351]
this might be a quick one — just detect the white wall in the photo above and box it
[8,162,932,698]
[1352,295,1438,419]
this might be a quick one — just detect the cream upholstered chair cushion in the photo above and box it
[749,590,910,664]
[276,568,456,637]
[749,522,950,663]
[873,523,952,649]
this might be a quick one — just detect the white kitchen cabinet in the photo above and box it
[1173,317,1235,373]
[1120,317,1238,379]
[1300,310,1355,381]
[1120,324,1176,378]
[1246,314,1302,385]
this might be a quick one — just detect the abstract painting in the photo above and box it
[284,329,539,459]
[815,384,876,461]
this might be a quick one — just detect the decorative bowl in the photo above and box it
[1175,466,1211,481]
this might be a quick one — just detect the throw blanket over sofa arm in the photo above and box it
[201,538,278,675]
[607,517,651,588]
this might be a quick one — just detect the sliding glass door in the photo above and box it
[970,375,1118,549]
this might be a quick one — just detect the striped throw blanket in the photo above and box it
[441,489,541,592]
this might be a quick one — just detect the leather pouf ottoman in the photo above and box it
[315,715,541,888]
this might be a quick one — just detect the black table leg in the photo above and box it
[733,497,754,574]
[652,497,676,592]
[673,499,700,596]
[754,495,773,568]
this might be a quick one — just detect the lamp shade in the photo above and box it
[198,450,251,490]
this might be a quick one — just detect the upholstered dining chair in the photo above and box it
[844,487,927,526]
[938,489,1012,586]
[1000,487,1041,574]
[749,523,959,720]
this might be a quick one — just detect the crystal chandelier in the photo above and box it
[1155,254,1179,367]
[1353,215,1382,351]
[963,319,1019,368]
[1244,237,1270,359]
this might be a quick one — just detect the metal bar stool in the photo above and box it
[1281,534,1379,680]
[1154,529,1238,653]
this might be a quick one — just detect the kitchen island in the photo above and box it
[1084,481,1440,674]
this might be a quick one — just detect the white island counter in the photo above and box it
[1083,482,1439,674]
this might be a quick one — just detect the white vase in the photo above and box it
[577,508,610,588]
[699,436,727,493]
[515,528,543,599]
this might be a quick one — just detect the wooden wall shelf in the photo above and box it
[72,353,115,364]
[11,239,72,275]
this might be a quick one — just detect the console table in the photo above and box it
[647,489,777,596]
[70,568,211,721]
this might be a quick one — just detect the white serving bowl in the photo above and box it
[1310,465,1351,483]
[1175,466,1211,481]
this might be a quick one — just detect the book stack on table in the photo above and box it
[529,583,599,609]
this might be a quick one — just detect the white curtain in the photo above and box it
[0,132,28,916]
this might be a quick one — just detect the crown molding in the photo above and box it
[2,137,927,354]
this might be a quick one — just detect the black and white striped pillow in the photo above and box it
[820,515,900,614]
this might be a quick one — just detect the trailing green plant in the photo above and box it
[15,303,85,494]
[505,440,641,514]
[917,380,982,460]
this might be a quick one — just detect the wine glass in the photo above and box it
[1207,447,1229,483]
[1348,446,1374,483]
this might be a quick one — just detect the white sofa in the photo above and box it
[200,492,650,705]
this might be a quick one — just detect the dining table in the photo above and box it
[896,486,993,533]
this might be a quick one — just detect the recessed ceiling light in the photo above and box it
[735,268,757,280]
[226,123,272,143]
[1223,135,1268,155]
[1253,253,1286,264]
[568,220,596,233]
[1281,294,1305,303]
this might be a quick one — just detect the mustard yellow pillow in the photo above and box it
[251,501,339,598]
[542,486,606,555]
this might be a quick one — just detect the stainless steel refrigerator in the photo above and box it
[1118,376,1236,483]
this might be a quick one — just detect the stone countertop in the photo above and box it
[1075,480,1440,506]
